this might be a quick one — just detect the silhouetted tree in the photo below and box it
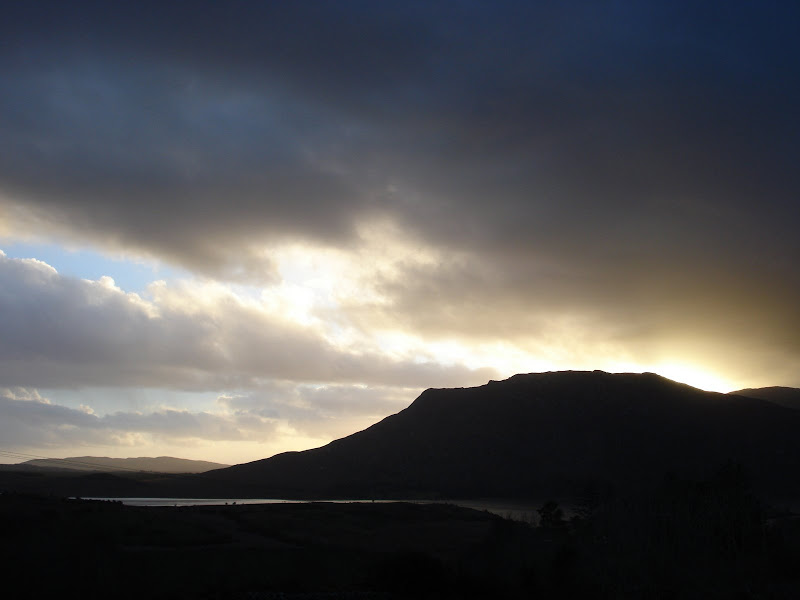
[538,500,564,529]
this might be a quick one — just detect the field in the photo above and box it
[4,473,800,599]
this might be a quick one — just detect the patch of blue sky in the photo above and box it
[39,387,224,417]
[0,241,185,293]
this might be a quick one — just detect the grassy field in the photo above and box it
[3,473,800,599]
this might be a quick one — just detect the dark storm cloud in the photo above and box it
[4,2,795,258]
[0,1,440,278]
[1,1,798,381]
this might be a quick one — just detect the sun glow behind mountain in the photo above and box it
[0,1,798,464]
[649,364,735,393]
[265,243,739,395]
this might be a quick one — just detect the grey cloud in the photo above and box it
[343,253,800,386]
[2,1,797,284]
[0,1,798,388]
[0,253,496,389]
[102,409,247,442]
[0,62,369,282]
[0,2,441,279]
[219,382,413,421]
[217,382,415,439]
[0,392,100,447]
[0,380,420,456]
[0,390,265,449]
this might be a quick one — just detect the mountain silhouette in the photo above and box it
[16,456,229,474]
[206,371,800,501]
[730,386,800,411]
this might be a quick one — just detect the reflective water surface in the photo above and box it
[82,497,544,521]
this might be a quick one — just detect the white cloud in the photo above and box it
[0,252,497,391]
[0,388,263,446]
[0,382,418,463]
[216,381,415,439]
[0,387,48,403]
[0,249,502,463]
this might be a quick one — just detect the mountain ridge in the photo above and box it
[729,386,800,411]
[14,456,229,474]
[206,371,800,501]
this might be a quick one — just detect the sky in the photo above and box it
[1,1,798,465]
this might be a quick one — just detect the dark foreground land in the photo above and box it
[3,469,800,600]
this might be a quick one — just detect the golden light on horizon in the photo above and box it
[638,363,736,393]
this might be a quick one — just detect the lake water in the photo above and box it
[81,497,543,522]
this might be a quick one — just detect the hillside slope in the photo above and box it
[18,456,229,474]
[208,371,800,500]
[730,386,800,411]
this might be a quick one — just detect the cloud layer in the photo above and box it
[1,1,799,461]
[0,252,495,390]
[2,2,797,281]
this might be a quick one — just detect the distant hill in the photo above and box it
[206,371,800,501]
[730,386,800,411]
[18,456,229,474]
